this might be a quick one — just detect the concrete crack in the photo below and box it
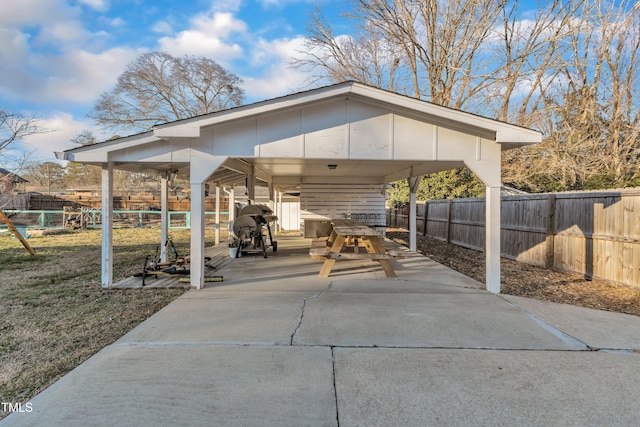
[331,346,340,427]
[500,297,593,350]
[290,283,332,346]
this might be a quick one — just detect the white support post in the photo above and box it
[269,184,275,212]
[486,186,501,293]
[215,185,220,246]
[191,182,206,289]
[229,186,235,222]
[160,176,169,262]
[408,176,420,252]
[189,154,227,289]
[101,162,114,288]
[277,191,283,232]
[465,160,502,293]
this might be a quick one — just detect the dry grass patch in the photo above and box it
[0,228,219,417]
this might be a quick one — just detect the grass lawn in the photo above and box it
[0,227,216,417]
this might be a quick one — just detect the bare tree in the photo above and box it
[1,110,47,164]
[299,0,511,108]
[89,52,245,134]
[23,162,66,193]
[505,0,640,191]
[1,109,48,208]
[70,130,98,147]
[298,8,408,92]
[301,0,640,193]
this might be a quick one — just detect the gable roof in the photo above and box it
[150,81,541,146]
[55,81,542,188]
[0,168,28,183]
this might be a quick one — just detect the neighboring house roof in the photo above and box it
[0,168,28,183]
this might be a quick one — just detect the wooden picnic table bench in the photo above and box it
[309,219,399,278]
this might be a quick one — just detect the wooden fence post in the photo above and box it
[423,202,429,236]
[545,194,556,268]
[446,199,453,243]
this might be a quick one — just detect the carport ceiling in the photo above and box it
[105,158,466,188]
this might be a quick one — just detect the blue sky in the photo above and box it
[0,0,345,164]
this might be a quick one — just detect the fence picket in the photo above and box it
[387,188,640,287]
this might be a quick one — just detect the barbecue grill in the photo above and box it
[230,204,278,258]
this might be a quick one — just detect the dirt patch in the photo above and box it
[386,229,640,317]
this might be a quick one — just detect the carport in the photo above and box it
[56,81,541,292]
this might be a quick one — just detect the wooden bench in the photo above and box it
[309,238,329,259]
[310,238,402,259]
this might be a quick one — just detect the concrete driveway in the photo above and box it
[3,238,640,426]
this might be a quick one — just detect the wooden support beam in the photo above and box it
[0,210,36,256]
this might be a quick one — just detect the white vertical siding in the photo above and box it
[280,202,301,231]
[300,183,386,235]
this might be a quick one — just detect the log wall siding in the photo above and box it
[387,189,640,287]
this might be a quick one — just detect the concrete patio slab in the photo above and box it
[116,291,312,345]
[4,345,336,427]
[293,280,586,350]
[3,237,639,426]
[334,347,640,426]
[500,294,640,350]
[391,256,485,289]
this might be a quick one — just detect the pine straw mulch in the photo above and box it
[386,229,640,317]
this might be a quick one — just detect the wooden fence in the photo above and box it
[387,189,640,288]
[5,193,227,212]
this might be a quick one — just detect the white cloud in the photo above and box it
[243,67,310,101]
[158,30,243,60]
[99,16,126,27]
[194,12,247,38]
[157,12,247,61]
[0,28,30,59]
[38,19,90,45]
[250,35,306,67]
[208,0,243,13]
[0,0,90,48]
[242,36,311,100]
[0,0,78,27]
[152,20,172,34]
[256,0,302,9]
[17,112,109,164]
[0,47,142,106]
[77,0,109,12]
[46,48,144,103]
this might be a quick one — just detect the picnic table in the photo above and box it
[310,219,397,278]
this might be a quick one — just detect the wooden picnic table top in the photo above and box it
[329,219,381,237]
